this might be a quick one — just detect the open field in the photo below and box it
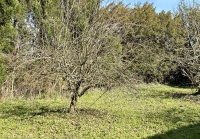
[0,84,200,138]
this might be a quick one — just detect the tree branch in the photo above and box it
[78,85,93,97]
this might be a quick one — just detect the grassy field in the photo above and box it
[0,84,200,138]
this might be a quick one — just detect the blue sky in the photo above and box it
[102,0,181,13]
[124,0,180,13]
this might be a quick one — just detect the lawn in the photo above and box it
[0,84,200,138]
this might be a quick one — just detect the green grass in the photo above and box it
[0,84,200,138]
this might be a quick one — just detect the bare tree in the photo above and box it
[52,0,132,113]
[176,0,200,93]
[4,0,134,113]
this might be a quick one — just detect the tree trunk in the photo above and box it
[68,90,78,113]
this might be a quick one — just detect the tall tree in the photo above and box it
[104,2,185,83]
[104,2,180,83]
[0,0,26,87]
[176,0,200,92]
[0,0,23,53]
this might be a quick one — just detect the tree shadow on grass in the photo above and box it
[0,104,66,119]
[146,123,200,139]
[77,108,108,118]
[171,92,200,103]
[145,108,200,139]
[30,107,108,119]
[142,89,200,103]
[0,102,108,119]
[171,93,188,98]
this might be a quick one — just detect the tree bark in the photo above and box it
[68,90,78,113]
[78,85,93,97]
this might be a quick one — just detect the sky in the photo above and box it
[102,0,181,13]
[124,0,180,13]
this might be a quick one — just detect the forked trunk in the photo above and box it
[68,91,78,113]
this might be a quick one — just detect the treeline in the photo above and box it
[0,0,200,111]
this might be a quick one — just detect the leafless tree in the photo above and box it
[176,0,200,93]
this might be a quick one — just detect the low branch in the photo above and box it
[78,85,94,97]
